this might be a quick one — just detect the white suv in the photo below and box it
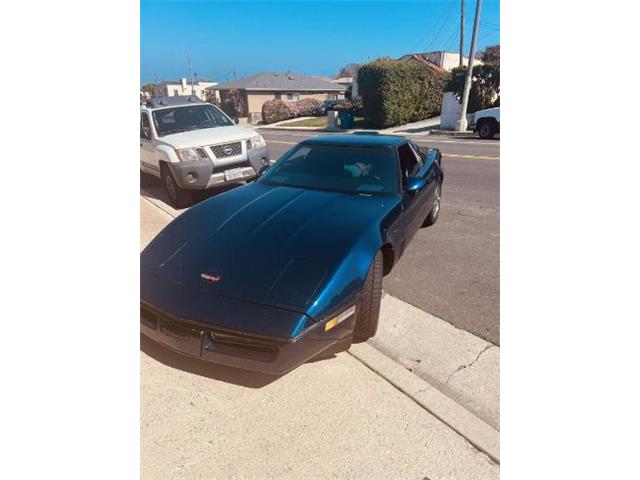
[140,96,270,207]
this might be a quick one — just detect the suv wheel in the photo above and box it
[478,120,496,139]
[161,165,192,208]
[353,250,383,343]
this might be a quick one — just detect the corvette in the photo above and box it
[140,134,443,375]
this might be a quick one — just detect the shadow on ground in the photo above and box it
[140,172,243,211]
[141,333,345,389]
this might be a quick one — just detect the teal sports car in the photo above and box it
[140,134,443,375]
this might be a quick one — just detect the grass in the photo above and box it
[276,116,370,129]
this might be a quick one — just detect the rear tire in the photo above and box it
[161,165,192,209]
[353,250,383,343]
[478,120,497,139]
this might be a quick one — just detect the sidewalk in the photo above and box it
[140,197,499,479]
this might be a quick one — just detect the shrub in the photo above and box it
[445,63,500,113]
[333,98,363,116]
[262,99,294,124]
[295,98,321,116]
[357,59,448,128]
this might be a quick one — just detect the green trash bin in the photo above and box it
[338,110,354,129]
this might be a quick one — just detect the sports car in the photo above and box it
[140,134,443,375]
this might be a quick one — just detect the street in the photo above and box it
[141,131,500,345]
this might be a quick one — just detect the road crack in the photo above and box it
[445,344,493,384]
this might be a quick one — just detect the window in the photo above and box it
[140,113,151,139]
[152,104,233,136]
[173,89,179,96]
[260,144,398,194]
[327,93,338,100]
[285,92,300,101]
[397,143,421,187]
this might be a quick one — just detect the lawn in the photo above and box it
[278,116,369,128]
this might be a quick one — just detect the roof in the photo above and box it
[301,134,407,148]
[215,72,347,92]
[400,54,447,74]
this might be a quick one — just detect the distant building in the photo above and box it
[398,51,481,72]
[153,77,219,101]
[214,72,347,123]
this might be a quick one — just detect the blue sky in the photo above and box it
[141,0,500,84]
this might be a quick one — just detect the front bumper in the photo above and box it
[140,301,354,376]
[169,145,270,190]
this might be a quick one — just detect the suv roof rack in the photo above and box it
[146,95,203,108]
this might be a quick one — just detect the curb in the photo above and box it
[349,343,500,464]
[256,126,342,133]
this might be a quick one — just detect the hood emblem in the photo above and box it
[200,272,221,283]
[223,146,233,155]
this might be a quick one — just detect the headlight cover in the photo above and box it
[176,148,200,162]
[249,135,266,150]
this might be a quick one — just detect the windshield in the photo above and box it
[260,144,398,194]
[152,104,233,136]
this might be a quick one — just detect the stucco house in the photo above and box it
[154,77,219,102]
[213,72,346,124]
[398,51,481,72]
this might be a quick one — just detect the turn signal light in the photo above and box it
[324,305,356,331]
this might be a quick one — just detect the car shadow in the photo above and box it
[140,333,346,389]
[140,172,244,211]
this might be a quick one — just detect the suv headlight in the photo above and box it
[249,135,266,150]
[175,148,199,162]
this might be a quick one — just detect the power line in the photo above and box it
[424,1,457,51]
[412,1,456,52]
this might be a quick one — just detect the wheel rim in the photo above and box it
[480,124,490,137]
[432,186,441,218]
[164,173,177,201]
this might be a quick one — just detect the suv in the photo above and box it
[470,107,500,139]
[140,96,270,207]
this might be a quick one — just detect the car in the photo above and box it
[140,134,443,375]
[140,96,270,208]
[313,99,340,116]
[470,106,500,139]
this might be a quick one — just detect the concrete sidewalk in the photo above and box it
[140,197,499,479]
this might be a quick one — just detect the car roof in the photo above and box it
[301,134,407,148]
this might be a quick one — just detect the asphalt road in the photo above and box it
[140,130,500,345]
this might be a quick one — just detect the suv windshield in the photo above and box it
[152,104,233,136]
[260,144,398,194]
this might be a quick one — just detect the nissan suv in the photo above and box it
[140,96,270,207]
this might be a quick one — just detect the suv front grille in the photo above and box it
[210,141,242,158]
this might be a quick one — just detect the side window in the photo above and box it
[409,141,425,167]
[397,143,421,186]
[140,113,151,139]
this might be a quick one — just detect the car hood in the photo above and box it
[159,125,257,148]
[141,182,399,318]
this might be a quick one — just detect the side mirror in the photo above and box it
[141,128,150,140]
[405,176,427,193]
[258,165,270,177]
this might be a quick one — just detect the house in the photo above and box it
[213,72,347,123]
[398,51,482,72]
[153,77,219,101]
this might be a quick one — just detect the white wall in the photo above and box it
[440,92,472,130]
[153,78,219,101]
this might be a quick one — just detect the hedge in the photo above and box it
[357,60,448,128]
[295,98,321,116]
[262,99,293,124]
[445,63,500,113]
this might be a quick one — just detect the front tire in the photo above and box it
[422,183,442,227]
[161,165,192,209]
[353,250,383,343]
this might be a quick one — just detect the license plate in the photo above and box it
[224,168,245,181]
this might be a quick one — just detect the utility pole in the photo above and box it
[187,52,195,95]
[459,0,465,68]
[455,0,482,132]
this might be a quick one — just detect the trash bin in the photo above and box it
[338,110,354,129]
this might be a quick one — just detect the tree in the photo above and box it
[336,63,359,78]
[480,44,500,64]
[445,63,500,113]
[141,83,155,96]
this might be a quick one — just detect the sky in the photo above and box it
[140,0,500,85]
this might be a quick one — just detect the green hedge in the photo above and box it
[357,60,448,128]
